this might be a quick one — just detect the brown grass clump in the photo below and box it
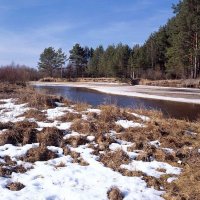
[3,155,17,166]
[17,86,66,109]
[107,187,124,200]
[22,109,46,121]
[0,122,14,130]
[55,162,66,168]
[24,146,58,163]
[58,112,82,122]
[14,120,38,129]
[95,133,115,151]
[37,127,64,147]
[143,175,162,190]
[71,119,95,134]
[73,102,90,112]
[65,136,88,148]
[86,112,99,120]
[6,182,25,191]
[118,168,145,177]
[0,167,12,177]
[0,121,38,145]
[0,128,38,146]
[98,105,123,122]
[100,149,130,171]
[164,150,200,200]
[133,108,163,120]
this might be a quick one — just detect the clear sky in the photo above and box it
[0,0,179,67]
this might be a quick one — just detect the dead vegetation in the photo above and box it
[140,78,200,89]
[22,109,47,121]
[57,112,82,122]
[107,187,124,200]
[37,127,64,147]
[73,102,90,112]
[163,149,200,200]
[1,83,200,199]
[24,146,58,163]
[0,121,38,145]
[100,149,130,171]
[6,182,25,191]
[64,135,88,148]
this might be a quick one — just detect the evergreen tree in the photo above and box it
[38,47,67,77]
[69,43,88,77]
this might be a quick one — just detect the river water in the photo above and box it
[34,85,200,121]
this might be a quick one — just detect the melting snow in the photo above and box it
[0,99,29,123]
[116,120,145,129]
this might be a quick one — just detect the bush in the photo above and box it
[0,64,39,83]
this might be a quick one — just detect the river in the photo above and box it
[33,85,200,121]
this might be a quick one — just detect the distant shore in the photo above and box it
[31,81,200,104]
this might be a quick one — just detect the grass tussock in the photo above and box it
[0,122,14,130]
[163,149,200,200]
[6,182,25,191]
[24,146,58,163]
[100,149,130,171]
[73,102,90,112]
[57,112,82,122]
[0,121,38,145]
[70,119,95,134]
[37,127,64,147]
[64,135,88,148]
[107,187,124,200]
[22,109,47,121]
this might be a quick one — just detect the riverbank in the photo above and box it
[31,81,200,104]
[0,83,200,199]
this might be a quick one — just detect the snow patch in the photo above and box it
[116,120,145,129]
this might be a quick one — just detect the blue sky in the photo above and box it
[0,0,179,67]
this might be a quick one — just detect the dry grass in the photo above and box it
[57,112,82,122]
[140,78,200,89]
[0,121,38,146]
[6,182,25,191]
[163,149,200,200]
[100,149,130,171]
[37,127,64,147]
[70,119,95,134]
[0,122,13,130]
[73,102,90,112]
[98,105,123,122]
[22,109,47,121]
[107,187,124,200]
[64,135,88,148]
[24,146,58,163]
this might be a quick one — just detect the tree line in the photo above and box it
[38,0,200,80]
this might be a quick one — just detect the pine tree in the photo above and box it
[38,47,67,77]
[69,44,88,77]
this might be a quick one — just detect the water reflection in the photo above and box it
[34,85,200,121]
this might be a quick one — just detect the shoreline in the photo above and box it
[30,81,200,105]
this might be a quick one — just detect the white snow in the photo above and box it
[0,144,165,200]
[0,98,183,200]
[46,107,75,120]
[131,113,150,121]
[37,121,72,130]
[150,140,161,148]
[121,160,181,178]
[86,108,101,114]
[0,99,29,123]
[167,177,178,183]
[116,120,145,129]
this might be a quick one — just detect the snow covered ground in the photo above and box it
[0,99,182,200]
